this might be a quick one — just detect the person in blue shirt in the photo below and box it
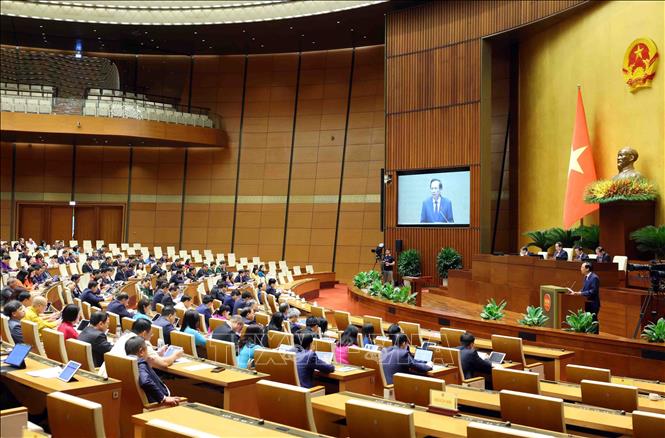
[361,323,375,347]
[181,309,208,356]
[133,298,153,321]
[195,294,214,327]
[81,280,104,309]
[295,332,335,388]
[124,336,183,406]
[237,324,264,369]
[151,281,168,311]
[107,292,133,321]
[152,305,177,344]
[233,291,252,315]
[381,333,432,385]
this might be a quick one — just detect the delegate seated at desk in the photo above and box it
[77,311,114,367]
[459,332,493,388]
[296,332,335,388]
[573,246,589,262]
[553,242,568,261]
[381,333,433,384]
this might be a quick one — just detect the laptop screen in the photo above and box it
[76,320,90,331]
[163,346,182,358]
[488,351,506,364]
[58,360,81,382]
[315,351,334,364]
[4,343,31,368]
[414,348,433,362]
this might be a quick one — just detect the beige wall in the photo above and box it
[518,1,665,244]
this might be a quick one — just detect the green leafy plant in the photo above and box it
[641,318,665,343]
[437,247,463,279]
[367,279,384,297]
[564,309,598,333]
[363,278,416,304]
[397,249,421,277]
[572,224,600,250]
[480,299,506,320]
[518,306,549,327]
[353,270,381,289]
[523,230,554,252]
[630,225,665,259]
[546,227,579,248]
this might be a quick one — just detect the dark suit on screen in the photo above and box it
[420,197,453,223]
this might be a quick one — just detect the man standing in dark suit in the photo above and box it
[211,315,244,349]
[458,332,493,388]
[420,178,454,223]
[552,242,569,261]
[381,333,432,384]
[77,311,114,367]
[568,261,600,333]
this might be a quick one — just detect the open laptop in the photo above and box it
[76,319,90,331]
[1,343,31,371]
[414,347,433,363]
[315,351,334,364]
[57,360,81,382]
[488,351,506,364]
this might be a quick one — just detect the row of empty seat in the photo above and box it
[1,82,53,114]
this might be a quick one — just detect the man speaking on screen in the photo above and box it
[420,179,454,223]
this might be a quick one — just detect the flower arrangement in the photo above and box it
[584,178,657,204]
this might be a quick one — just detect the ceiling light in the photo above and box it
[202,39,205,42]
[350,28,354,32]
[194,31,198,35]
[336,21,340,24]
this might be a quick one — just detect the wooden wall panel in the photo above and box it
[385,0,586,282]
[0,142,12,240]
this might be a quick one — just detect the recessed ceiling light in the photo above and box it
[289,26,293,30]
[150,39,154,42]
[350,28,354,32]
[242,29,246,33]
[93,29,96,32]
[39,25,43,28]
[194,31,198,35]
[202,39,205,42]
[209,46,213,49]
[312,41,315,44]
[156,46,159,48]
[300,34,304,37]
[144,31,148,34]
[260,44,264,48]
[363,35,367,39]
[251,37,255,40]
[336,21,340,24]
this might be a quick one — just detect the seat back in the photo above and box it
[170,331,197,357]
[439,327,465,348]
[334,310,351,331]
[121,317,133,333]
[254,349,299,386]
[104,353,150,438]
[65,339,96,371]
[345,399,415,438]
[499,390,566,433]
[267,330,294,349]
[266,294,278,313]
[580,380,638,412]
[81,301,92,320]
[348,346,388,395]
[437,346,466,382]
[255,312,270,326]
[363,315,385,336]
[208,318,225,332]
[398,321,422,346]
[0,406,29,438]
[312,338,335,353]
[20,320,45,356]
[106,311,120,336]
[150,325,164,347]
[46,391,106,438]
[491,334,526,365]
[310,305,326,319]
[144,419,217,438]
[393,373,445,406]
[42,328,68,363]
[256,380,317,432]
[632,410,665,437]
[0,314,13,345]
[565,364,611,384]
[206,338,237,367]
[492,368,540,395]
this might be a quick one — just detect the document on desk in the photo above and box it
[336,365,358,372]
[182,363,217,371]
[174,357,192,364]
[26,366,62,378]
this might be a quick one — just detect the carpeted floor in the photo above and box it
[313,283,364,315]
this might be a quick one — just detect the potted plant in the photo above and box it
[523,230,554,252]
[572,224,600,250]
[563,309,598,333]
[353,270,381,289]
[546,228,579,248]
[518,306,549,327]
[480,299,506,321]
[397,249,421,278]
[437,247,463,284]
[630,225,665,259]
[641,318,665,343]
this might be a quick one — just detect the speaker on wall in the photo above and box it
[395,239,403,252]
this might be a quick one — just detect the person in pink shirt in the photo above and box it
[334,325,360,365]
[57,304,81,340]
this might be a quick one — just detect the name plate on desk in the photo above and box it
[428,389,458,416]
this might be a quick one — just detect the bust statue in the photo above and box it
[612,147,644,180]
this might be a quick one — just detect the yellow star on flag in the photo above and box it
[568,145,587,176]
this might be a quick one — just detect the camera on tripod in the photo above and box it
[627,261,665,292]
[370,243,384,261]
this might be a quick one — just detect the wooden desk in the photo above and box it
[445,384,633,435]
[314,365,375,395]
[539,380,665,414]
[132,402,322,437]
[154,355,267,417]
[1,346,121,438]
[612,376,665,396]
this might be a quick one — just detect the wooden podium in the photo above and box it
[540,285,586,329]
[403,276,432,306]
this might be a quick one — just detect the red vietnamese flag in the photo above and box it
[563,88,598,228]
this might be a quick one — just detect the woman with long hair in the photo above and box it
[181,309,207,348]
[237,324,264,369]
[133,298,153,321]
[335,325,359,364]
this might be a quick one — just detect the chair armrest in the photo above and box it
[144,397,189,411]
[307,386,326,397]
[463,377,485,389]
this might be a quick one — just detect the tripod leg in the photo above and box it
[633,290,653,338]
